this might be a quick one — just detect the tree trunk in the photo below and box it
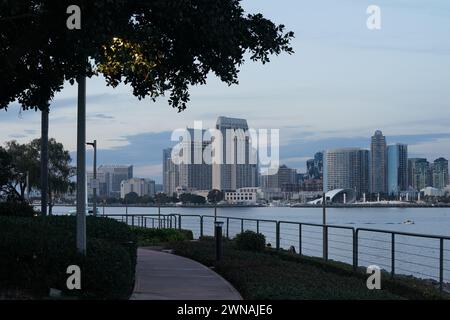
[41,109,49,216]
[48,191,53,215]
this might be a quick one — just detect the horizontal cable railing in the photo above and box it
[102,213,450,293]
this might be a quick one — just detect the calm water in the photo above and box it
[54,205,450,237]
[53,206,450,283]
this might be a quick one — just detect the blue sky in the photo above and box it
[2,0,450,183]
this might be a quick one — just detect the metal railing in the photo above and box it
[103,213,450,292]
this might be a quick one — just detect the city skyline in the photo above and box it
[2,1,450,182]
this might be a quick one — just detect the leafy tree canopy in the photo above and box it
[0,0,294,111]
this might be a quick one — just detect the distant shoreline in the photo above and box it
[50,203,450,209]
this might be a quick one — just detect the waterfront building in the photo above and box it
[306,151,324,180]
[370,130,387,194]
[324,148,369,198]
[97,165,133,198]
[178,128,212,192]
[224,187,260,205]
[212,116,258,191]
[87,171,107,198]
[432,157,449,190]
[163,148,179,196]
[261,164,297,192]
[408,158,431,191]
[120,178,156,199]
[387,144,408,195]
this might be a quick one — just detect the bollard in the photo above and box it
[215,221,224,261]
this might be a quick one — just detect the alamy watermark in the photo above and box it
[367,5,381,30]
[170,121,280,175]
[366,265,381,290]
[66,265,81,290]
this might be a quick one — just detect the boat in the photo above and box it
[403,219,415,225]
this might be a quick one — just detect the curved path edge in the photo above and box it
[130,248,242,300]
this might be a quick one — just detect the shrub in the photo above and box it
[132,227,193,246]
[0,202,36,217]
[234,230,266,252]
[0,216,137,299]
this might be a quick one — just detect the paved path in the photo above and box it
[130,248,242,300]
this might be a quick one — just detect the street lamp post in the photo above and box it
[86,140,97,216]
[76,75,86,255]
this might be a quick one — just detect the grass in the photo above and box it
[169,238,449,300]
[131,227,193,247]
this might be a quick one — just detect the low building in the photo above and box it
[224,188,260,205]
[421,187,445,197]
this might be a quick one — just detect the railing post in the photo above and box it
[132,215,135,227]
[299,224,302,256]
[257,220,260,234]
[391,233,395,278]
[241,219,244,234]
[353,229,358,271]
[178,215,182,230]
[324,226,328,261]
[440,238,444,293]
[200,216,204,238]
[276,222,280,250]
[144,217,147,228]
[226,217,230,239]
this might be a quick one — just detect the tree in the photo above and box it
[4,139,74,214]
[1,1,294,112]
[1,0,293,250]
[0,147,18,201]
[124,192,140,205]
[208,189,224,204]
[180,193,206,205]
[4,141,39,200]
[32,138,75,215]
[208,189,224,222]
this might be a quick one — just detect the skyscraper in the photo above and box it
[408,158,431,191]
[178,128,212,191]
[432,157,449,190]
[387,144,408,195]
[97,165,133,198]
[261,164,297,192]
[370,130,387,194]
[306,151,324,180]
[324,148,369,197]
[163,148,180,196]
[212,116,258,190]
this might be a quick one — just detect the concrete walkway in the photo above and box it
[130,248,242,300]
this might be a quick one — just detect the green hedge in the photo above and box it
[132,227,193,246]
[0,202,36,217]
[234,230,266,252]
[0,216,137,299]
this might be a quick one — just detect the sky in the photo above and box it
[1,0,450,183]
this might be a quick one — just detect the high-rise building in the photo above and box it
[387,144,408,195]
[120,178,155,199]
[97,165,133,198]
[87,171,107,198]
[212,116,258,190]
[324,148,369,197]
[178,128,212,191]
[408,158,431,191]
[432,157,449,190]
[163,148,179,196]
[306,151,324,180]
[370,130,387,194]
[261,164,297,192]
